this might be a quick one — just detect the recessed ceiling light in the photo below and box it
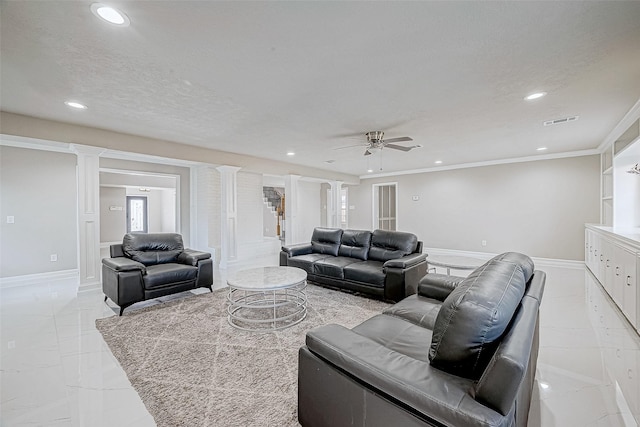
[65,101,87,109]
[91,3,130,26]
[536,147,548,151]
[524,92,547,101]
[434,160,443,164]
[286,152,295,156]
[367,169,373,173]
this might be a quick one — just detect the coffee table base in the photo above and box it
[227,282,307,332]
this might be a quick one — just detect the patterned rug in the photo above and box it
[95,284,390,427]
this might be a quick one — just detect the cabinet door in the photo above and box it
[614,245,637,328]
[603,240,616,300]
[592,233,602,281]
[585,229,594,271]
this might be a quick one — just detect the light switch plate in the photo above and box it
[6,216,14,224]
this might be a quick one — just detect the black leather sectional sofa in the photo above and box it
[102,233,213,315]
[298,252,545,427]
[280,227,428,302]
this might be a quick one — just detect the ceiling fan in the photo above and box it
[335,131,421,156]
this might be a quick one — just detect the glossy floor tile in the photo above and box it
[1,259,639,426]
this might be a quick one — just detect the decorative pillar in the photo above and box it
[328,181,343,228]
[70,144,104,288]
[217,166,241,268]
[284,174,300,245]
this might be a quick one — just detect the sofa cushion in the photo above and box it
[313,256,360,279]
[123,233,184,266]
[338,229,372,260]
[287,253,332,275]
[382,294,442,330]
[368,229,418,262]
[310,228,343,256]
[343,260,385,287]
[143,263,197,289]
[429,259,527,380]
[353,314,433,362]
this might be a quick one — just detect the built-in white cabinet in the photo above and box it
[586,225,640,334]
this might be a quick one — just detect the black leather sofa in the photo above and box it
[298,252,545,427]
[102,233,213,315]
[280,227,428,302]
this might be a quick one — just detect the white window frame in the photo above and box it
[371,182,398,231]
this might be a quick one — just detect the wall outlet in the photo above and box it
[481,240,487,247]
[50,254,58,262]
[6,216,14,224]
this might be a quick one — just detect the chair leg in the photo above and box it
[119,306,125,316]
[104,295,108,302]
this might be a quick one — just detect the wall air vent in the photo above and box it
[543,116,579,126]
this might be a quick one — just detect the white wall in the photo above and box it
[100,187,126,242]
[237,171,264,244]
[347,155,600,261]
[0,146,78,277]
[297,181,322,241]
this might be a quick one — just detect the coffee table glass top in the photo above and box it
[226,266,307,291]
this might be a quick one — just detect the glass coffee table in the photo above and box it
[226,266,307,332]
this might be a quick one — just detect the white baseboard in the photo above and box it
[0,269,79,289]
[422,247,585,270]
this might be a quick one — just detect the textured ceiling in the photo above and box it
[1,1,640,176]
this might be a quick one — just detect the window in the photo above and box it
[340,188,348,228]
[372,183,397,231]
[126,196,148,233]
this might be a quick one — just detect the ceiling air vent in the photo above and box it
[543,116,579,126]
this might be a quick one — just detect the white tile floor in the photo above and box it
[1,260,639,426]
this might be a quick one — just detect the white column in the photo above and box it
[328,181,343,228]
[70,144,104,288]
[217,166,241,268]
[284,174,300,245]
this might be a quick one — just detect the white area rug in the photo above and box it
[96,284,390,427]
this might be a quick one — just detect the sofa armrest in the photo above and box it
[102,257,146,274]
[281,243,312,257]
[383,253,428,269]
[305,325,505,427]
[418,273,465,301]
[178,249,212,266]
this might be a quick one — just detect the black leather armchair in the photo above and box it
[298,252,545,427]
[102,233,213,315]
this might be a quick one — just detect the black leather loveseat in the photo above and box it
[280,227,427,302]
[102,233,213,315]
[298,252,545,427]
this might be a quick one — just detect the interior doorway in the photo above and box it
[372,182,397,231]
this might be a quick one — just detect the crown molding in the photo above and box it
[597,97,640,153]
[360,149,599,180]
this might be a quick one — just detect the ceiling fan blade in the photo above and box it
[332,144,365,150]
[385,143,416,152]
[364,149,372,156]
[382,136,413,144]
